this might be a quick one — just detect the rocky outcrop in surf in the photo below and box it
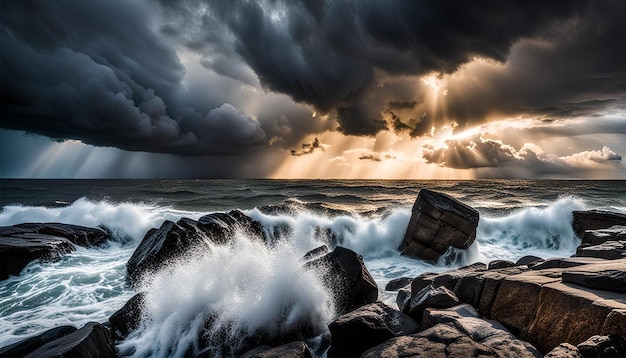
[399,189,479,261]
[0,223,110,280]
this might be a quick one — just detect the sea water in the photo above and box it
[0,180,624,356]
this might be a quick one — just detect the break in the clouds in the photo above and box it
[1,0,626,178]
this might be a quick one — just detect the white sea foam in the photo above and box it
[118,233,334,358]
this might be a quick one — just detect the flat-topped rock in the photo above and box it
[573,210,626,237]
[23,322,116,358]
[399,189,479,261]
[0,223,111,280]
[0,325,77,358]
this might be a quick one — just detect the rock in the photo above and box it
[302,245,329,262]
[304,246,377,314]
[127,211,265,285]
[108,292,145,338]
[396,288,411,312]
[421,304,541,357]
[362,322,539,358]
[572,210,626,237]
[517,255,544,266]
[126,218,211,285]
[545,343,582,358]
[562,269,626,293]
[384,277,412,291]
[0,326,77,358]
[23,322,116,358]
[9,223,110,247]
[404,285,460,322]
[575,241,626,260]
[576,335,626,358]
[488,259,516,270]
[581,226,626,246]
[239,341,312,358]
[328,301,419,358]
[602,309,626,340]
[0,235,75,280]
[399,189,479,261]
[197,209,265,243]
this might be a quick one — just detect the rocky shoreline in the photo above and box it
[1,190,625,357]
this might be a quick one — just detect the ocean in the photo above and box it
[1,179,625,356]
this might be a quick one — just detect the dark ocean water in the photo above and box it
[0,179,625,356]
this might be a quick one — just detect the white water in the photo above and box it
[0,196,589,355]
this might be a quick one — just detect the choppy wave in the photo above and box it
[0,189,601,354]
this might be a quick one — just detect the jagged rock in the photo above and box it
[403,285,460,322]
[328,301,419,358]
[362,322,538,358]
[572,210,626,237]
[0,326,77,358]
[23,322,116,358]
[238,341,312,358]
[126,219,212,285]
[127,211,265,285]
[602,309,626,340]
[545,343,582,358]
[0,235,75,280]
[488,259,515,270]
[302,245,329,262]
[384,277,412,291]
[421,304,541,357]
[576,241,626,260]
[399,189,479,261]
[576,335,626,358]
[396,288,411,311]
[562,269,626,293]
[109,292,145,338]
[304,246,377,315]
[582,226,626,246]
[517,255,544,266]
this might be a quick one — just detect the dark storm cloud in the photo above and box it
[290,137,323,156]
[0,0,265,155]
[156,0,591,136]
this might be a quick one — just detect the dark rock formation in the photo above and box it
[0,326,77,358]
[23,322,116,358]
[576,334,626,358]
[239,341,312,358]
[328,301,419,358]
[488,259,516,270]
[109,292,145,338]
[304,246,378,315]
[126,211,265,285]
[576,241,626,260]
[516,255,544,266]
[562,269,626,293]
[384,277,412,291]
[545,343,582,358]
[402,285,460,322]
[399,189,479,261]
[0,223,111,280]
[572,210,626,237]
[302,245,329,262]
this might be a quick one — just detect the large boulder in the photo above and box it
[0,223,110,280]
[399,189,479,261]
[0,235,74,280]
[126,211,265,286]
[328,301,419,358]
[402,285,460,322]
[572,210,626,237]
[23,322,116,358]
[108,293,145,338]
[305,246,378,315]
[576,334,626,358]
[0,326,77,358]
[576,241,626,260]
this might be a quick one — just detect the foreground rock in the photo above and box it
[23,322,116,358]
[0,326,77,358]
[238,341,312,358]
[108,292,146,338]
[399,189,479,261]
[0,223,109,280]
[305,246,378,315]
[400,258,626,353]
[328,302,419,358]
[126,210,264,285]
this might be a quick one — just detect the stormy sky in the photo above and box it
[1,0,625,178]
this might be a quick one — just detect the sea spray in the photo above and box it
[118,232,334,358]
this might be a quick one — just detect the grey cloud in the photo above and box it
[0,0,265,155]
[157,0,589,136]
[358,155,381,162]
[290,137,323,156]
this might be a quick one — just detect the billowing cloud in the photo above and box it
[423,133,622,174]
